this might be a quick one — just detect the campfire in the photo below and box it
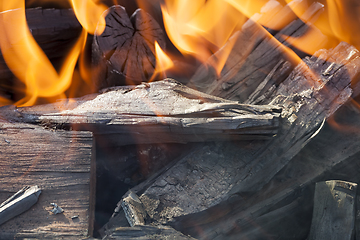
[0,0,360,239]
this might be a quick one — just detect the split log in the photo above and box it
[92,5,166,90]
[105,42,360,229]
[0,122,94,239]
[188,0,328,103]
[4,79,281,146]
[308,180,357,240]
[169,102,360,239]
[102,225,196,240]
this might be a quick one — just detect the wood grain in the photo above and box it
[0,123,94,239]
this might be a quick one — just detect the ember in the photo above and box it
[0,0,360,239]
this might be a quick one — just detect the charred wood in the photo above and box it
[188,1,327,103]
[92,5,166,90]
[0,8,82,101]
[108,42,360,230]
[4,79,281,146]
[308,180,357,240]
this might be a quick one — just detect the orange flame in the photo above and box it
[161,0,246,75]
[0,2,86,106]
[70,0,107,35]
[150,41,174,81]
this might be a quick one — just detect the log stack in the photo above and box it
[0,0,360,239]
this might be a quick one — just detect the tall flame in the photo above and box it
[0,2,86,106]
[70,0,107,35]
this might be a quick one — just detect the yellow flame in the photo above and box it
[151,41,174,80]
[0,2,86,106]
[161,0,245,72]
[70,0,107,35]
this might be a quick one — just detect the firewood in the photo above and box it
[0,122,94,239]
[170,103,360,239]
[4,79,281,145]
[188,1,327,103]
[308,180,357,240]
[0,8,82,101]
[102,225,196,240]
[92,5,166,90]
[108,41,360,229]
[0,186,41,226]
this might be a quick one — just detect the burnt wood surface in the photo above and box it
[104,41,360,235]
[169,103,360,239]
[0,8,82,101]
[308,180,357,240]
[102,225,196,240]
[0,122,94,239]
[3,79,281,146]
[188,1,327,102]
[92,5,165,90]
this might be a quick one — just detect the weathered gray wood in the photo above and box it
[5,79,281,145]
[188,1,327,103]
[170,103,360,239]
[0,122,94,239]
[103,225,196,240]
[0,186,41,226]
[92,5,165,90]
[308,180,357,240]
[120,190,148,227]
[111,42,360,227]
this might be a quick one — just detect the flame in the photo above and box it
[150,41,174,81]
[70,0,107,35]
[0,2,85,106]
[161,0,246,74]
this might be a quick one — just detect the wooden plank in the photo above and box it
[0,122,94,239]
[308,180,357,240]
[5,79,281,146]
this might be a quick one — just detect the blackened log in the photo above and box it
[92,5,165,90]
[0,8,82,101]
[171,103,360,239]
[116,42,360,226]
[308,180,357,240]
[5,79,281,145]
[103,225,196,240]
[188,1,327,103]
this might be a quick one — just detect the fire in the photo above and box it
[70,0,107,35]
[150,41,174,81]
[0,0,359,107]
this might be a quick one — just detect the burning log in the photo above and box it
[308,180,357,240]
[0,8,82,100]
[188,1,327,102]
[4,79,281,145]
[92,5,166,90]
[102,41,360,236]
[0,122,94,239]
